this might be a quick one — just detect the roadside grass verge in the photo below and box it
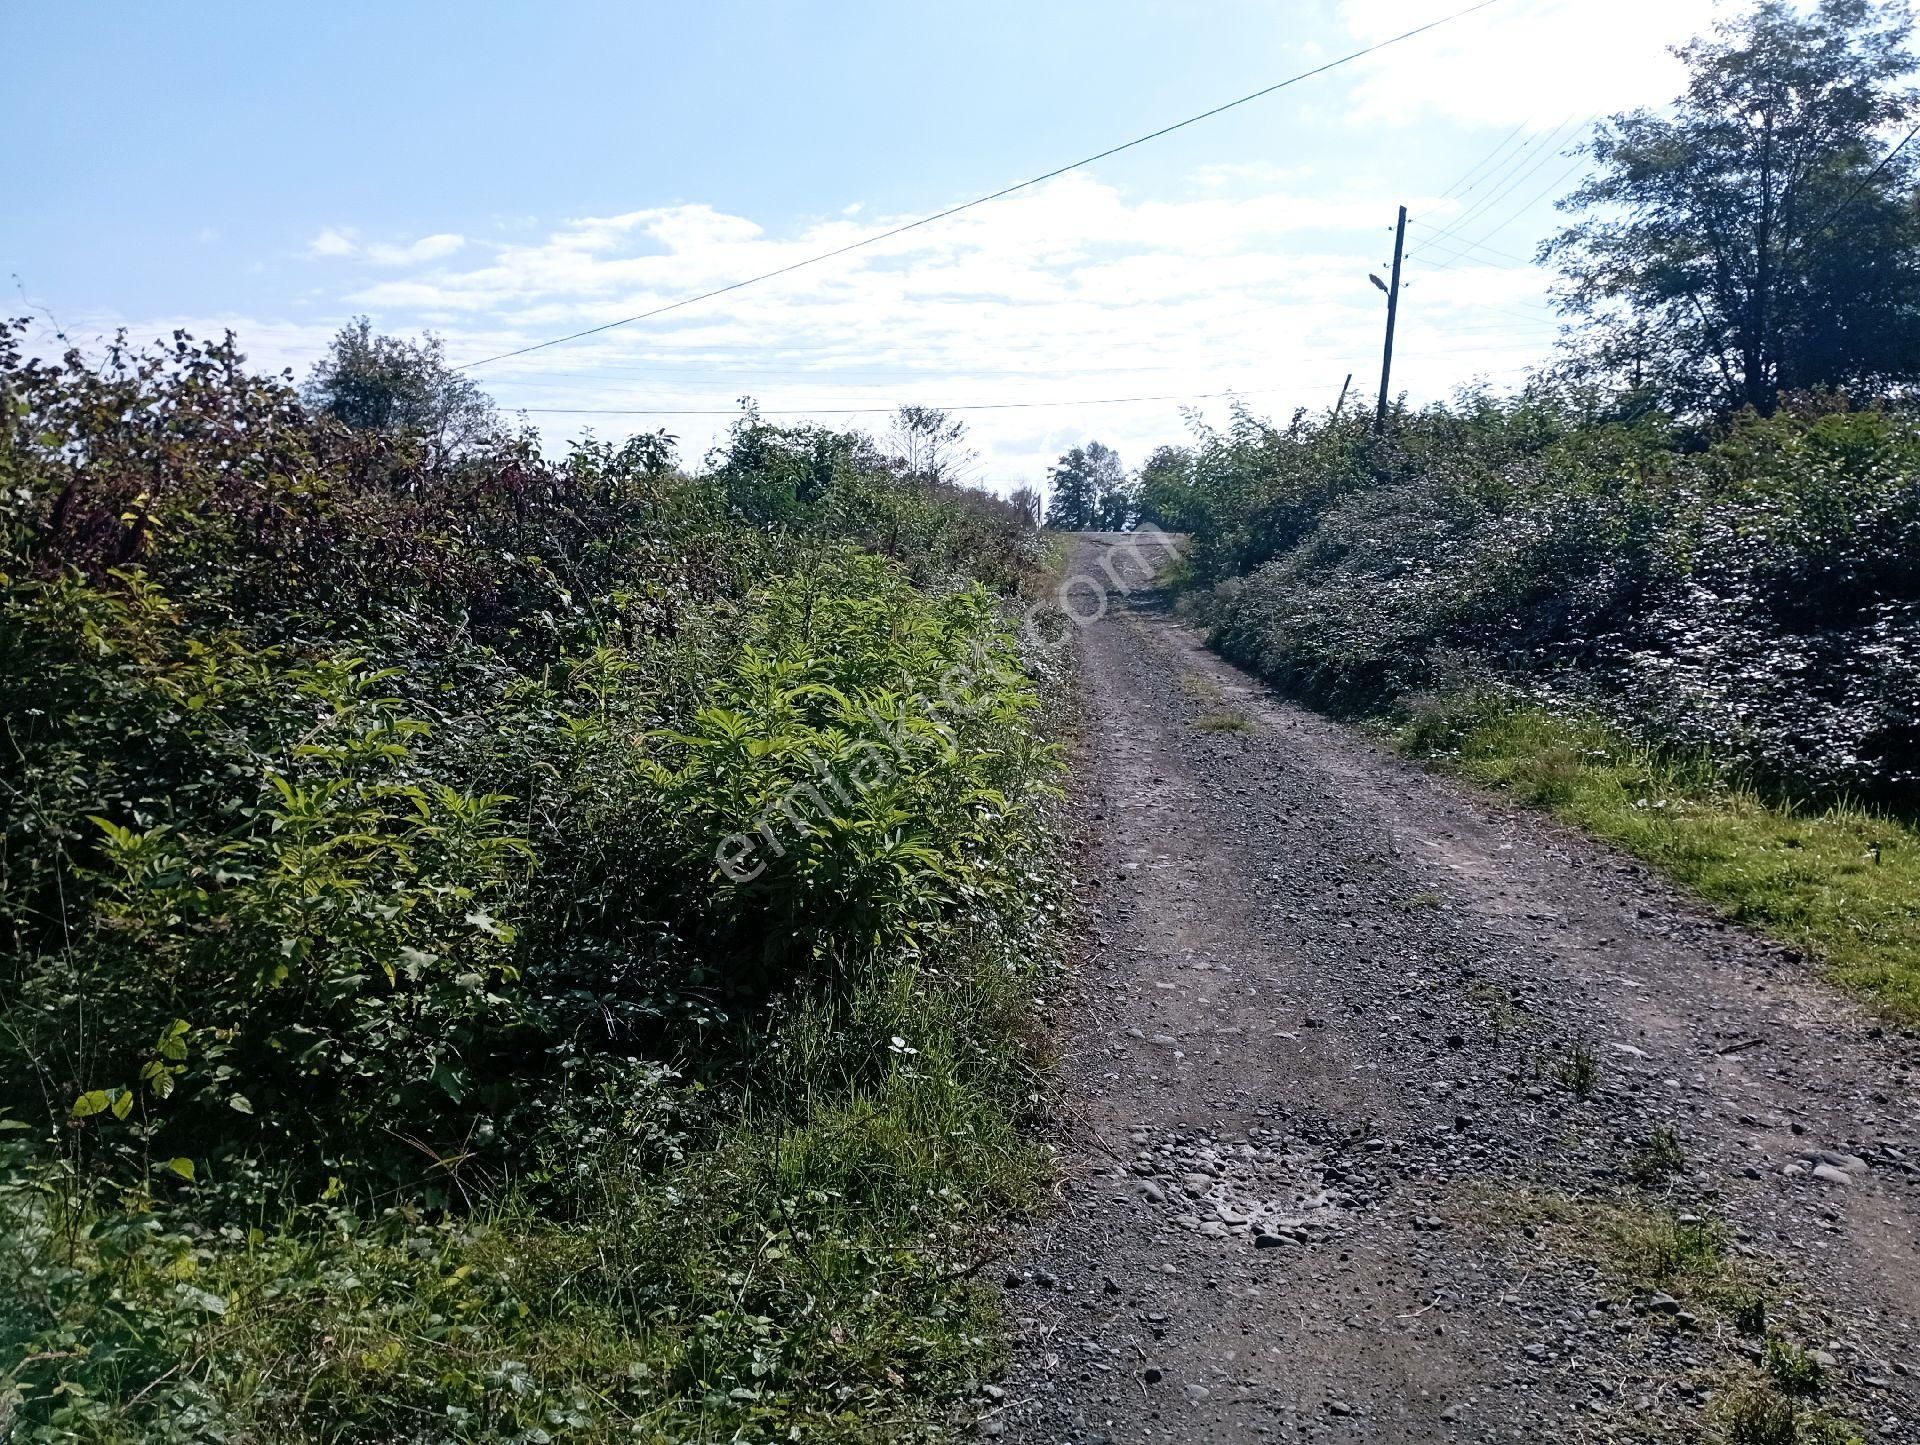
[1494,1192,1867,1445]
[1,1040,1048,1442]
[1398,695,1920,1025]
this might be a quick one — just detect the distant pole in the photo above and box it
[1375,205,1408,436]
[1332,372,1353,420]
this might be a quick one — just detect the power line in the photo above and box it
[1807,117,1920,232]
[1408,229,1534,266]
[1438,116,1570,212]
[1423,115,1591,247]
[456,0,1507,371]
[1437,120,1531,200]
[1405,115,1596,278]
[1410,152,1589,272]
[482,360,1242,388]
[1410,115,1575,244]
[1483,151,1589,235]
[505,387,1305,417]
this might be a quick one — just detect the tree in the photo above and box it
[1136,445,1196,532]
[887,405,976,485]
[1044,440,1129,530]
[1094,462,1140,531]
[1008,484,1043,526]
[304,317,498,449]
[1547,0,1920,414]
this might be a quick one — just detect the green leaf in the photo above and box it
[165,1157,196,1181]
[157,1019,190,1061]
[229,1093,255,1115]
[464,909,510,939]
[71,1090,112,1119]
[111,1089,135,1120]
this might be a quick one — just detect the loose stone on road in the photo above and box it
[994,534,1920,1444]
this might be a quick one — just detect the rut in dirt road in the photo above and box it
[992,535,1920,1445]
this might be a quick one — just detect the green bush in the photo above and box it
[1150,386,1920,807]
[0,320,1061,1439]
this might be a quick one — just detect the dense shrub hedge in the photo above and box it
[1148,389,1920,806]
[0,322,1063,1440]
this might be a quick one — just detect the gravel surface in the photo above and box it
[987,536,1920,1444]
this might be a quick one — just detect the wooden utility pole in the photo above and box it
[1375,205,1407,436]
[1332,372,1353,420]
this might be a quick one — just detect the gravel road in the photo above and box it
[989,534,1920,1445]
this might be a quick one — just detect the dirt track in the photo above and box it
[992,534,1920,1444]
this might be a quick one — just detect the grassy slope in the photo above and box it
[1399,700,1920,1025]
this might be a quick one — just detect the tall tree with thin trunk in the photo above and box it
[1546,0,1920,415]
[887,405,976,485]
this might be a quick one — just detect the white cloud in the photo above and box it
[32,0,1920,495]
[306,170,1548,480]
[306,228,467,266]
[365,233,466,266]
[161,165,1562,485]
[1341,0,1920,131]
[1341,0,1718,128]
[306,227,359,258]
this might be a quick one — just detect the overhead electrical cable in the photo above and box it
[505,388,1295,416]
[1436,114,1571,212]
[1805,117,1920,231]
[1436,119,1531,200]
[1407,113,1580,252]
[1422,114,1591,245]
[1412,151,1592,273]
[1407,231,1534,266]
[456,0,1507,371]
[482,360,1252,388]
[1448,135,1591,238]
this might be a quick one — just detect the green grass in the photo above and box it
[1630,1127,1688,1186]
[1399,697,1920,1024]
[0,960,1052,1443]
[1510,1197,1865,1444]
[1600,1203,1727,1287]
[1719,1386,1866,1445]
[1193,710,1253,733]
[1501,1193,1732,1295]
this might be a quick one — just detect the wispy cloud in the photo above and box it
[163,163,1564,484]
[1338,0,1719,129]
[306,227,360,258]
[305,228,467,266]
[290,170,1549,479]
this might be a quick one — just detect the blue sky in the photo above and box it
[6,0,1739,484]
